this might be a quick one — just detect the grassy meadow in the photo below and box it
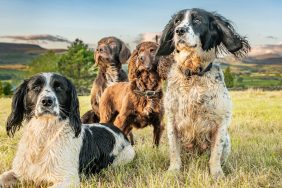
[0,90,282,187]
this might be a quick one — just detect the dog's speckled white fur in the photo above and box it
[165,60,232,178]
[8,117,81,187]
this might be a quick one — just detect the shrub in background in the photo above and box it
[58,39,97,95]
[26,51,60,77]
[3,82,13,96]
[0,81,3,96]
[224,67,234,88]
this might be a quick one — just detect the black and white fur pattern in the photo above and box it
[156,8,250,179]
[0,73,135,188]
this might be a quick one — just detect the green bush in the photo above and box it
[26,51,60,77]
[237,76,244,83]
[3,82,13,96]
[58,39,97,95]
[0,81,3,96]
[224,67,234,88]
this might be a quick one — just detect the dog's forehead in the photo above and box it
[190,9,212,20]
[50,74,69,86]
[176,9,209,22]
[27,74,47,87]
[138,42,158,50]
[31,73,68,88]
[98,37,120,45]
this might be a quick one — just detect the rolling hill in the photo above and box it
[0,42,65,65]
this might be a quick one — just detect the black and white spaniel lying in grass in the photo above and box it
[0,73,135,188]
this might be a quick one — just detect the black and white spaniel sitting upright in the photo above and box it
[0,73,135,187]
[156,8,250,179]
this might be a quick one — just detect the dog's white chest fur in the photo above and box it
[165,62,232,144]
[12,117,82,184]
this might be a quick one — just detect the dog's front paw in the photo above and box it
[210,167,225,180]
[0,171,18,188]
[168,163,181,172]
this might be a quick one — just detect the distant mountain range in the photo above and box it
[0,42,281,66]
[0,42,65,65]
[244,44,282,65]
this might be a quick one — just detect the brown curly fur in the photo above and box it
[175,45,207,76]
[157,54,175,80]
[81,37,131,124]
[99,42,165,146]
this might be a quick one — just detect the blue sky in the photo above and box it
[0,0,281,49]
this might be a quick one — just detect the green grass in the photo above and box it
[234,75,282,88]
[0,90,282,187]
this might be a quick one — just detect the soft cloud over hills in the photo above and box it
[0,34,71,49]
[249,44,282,59]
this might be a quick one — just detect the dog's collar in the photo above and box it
[182,62,213,77]
[197,62,213,76]
[133,89,161,98]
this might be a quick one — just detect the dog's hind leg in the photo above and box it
[124,126,134,145]
[0,170,19,188]
[112,141,135,167]
[128,132,134,145]
[81,110,100,124]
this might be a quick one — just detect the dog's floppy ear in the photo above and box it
[93,51,99,67]
[119,41,131,64]
[157,54,174,80]
[6,79,28,137]
[156,15,176,56]
[212,13,251,57]
[128,49,139,81]
[66,78,81,137]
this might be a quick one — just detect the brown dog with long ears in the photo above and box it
[81,37,131,124]
[99,42,168,146]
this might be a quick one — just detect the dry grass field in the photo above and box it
[0,90,281,187]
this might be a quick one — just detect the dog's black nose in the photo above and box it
[41,97,54,107]
[176,27,186,36]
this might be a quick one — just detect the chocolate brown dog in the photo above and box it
[99,42,167,146]
[81,37,131,124]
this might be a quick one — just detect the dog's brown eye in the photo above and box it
[150,49,156,53]
[175,19,180,24]
[32,85,41,91]
[54,82,63,91]
[193,18,201,24]
[109,42,117,48]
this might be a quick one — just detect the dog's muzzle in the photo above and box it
[37,96,58,116]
